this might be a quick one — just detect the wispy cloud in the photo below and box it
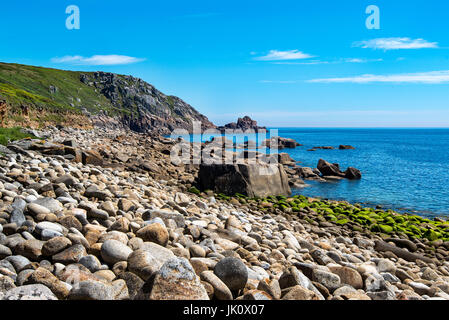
[51,55,146,66]
[343,58,383,63]
[271,58,382,65]
[254,50,314,61]
[308,70,449,84]
[353,37,438,50]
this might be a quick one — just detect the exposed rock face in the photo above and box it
[197,163,292,197]
[218,116,266,133]
[79,72,216,135]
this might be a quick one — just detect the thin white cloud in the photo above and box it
[343,58,383,63]
[271,58,382,65]
[353,37,438,50]
[51,55,146,66]
[254,50,314,61]
[308,70,449,84]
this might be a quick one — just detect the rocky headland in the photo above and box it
[217,116,267,133]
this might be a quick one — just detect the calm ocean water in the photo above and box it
[275,128,449,219]
[174,128,449,218]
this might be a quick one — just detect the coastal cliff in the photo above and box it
[0,62,216,134]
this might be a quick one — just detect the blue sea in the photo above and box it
[174,128,449,218]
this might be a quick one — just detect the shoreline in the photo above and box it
[293,188,448,220]
[209,191,449,244]
[171,131,449,220]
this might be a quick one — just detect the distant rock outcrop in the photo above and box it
[339,145,356,150]
[217,116,266,133]
[263,137,302,149]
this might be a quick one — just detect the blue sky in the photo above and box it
[1,0,449,127]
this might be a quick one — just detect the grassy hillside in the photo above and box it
[0,62,122,116]
[0,62,216,133]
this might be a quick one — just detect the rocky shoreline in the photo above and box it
[0,126,448,300]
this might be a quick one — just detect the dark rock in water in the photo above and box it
[317,159,344,177]
[344,167,362,180]
[198,163,291,197]
[313,146,335,150]
[217,116,266,133]
[339,145,355,150]
[263,136,302,149]
[214,257,248,291]
[317,159,361,180]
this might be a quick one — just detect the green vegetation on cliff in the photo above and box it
[0,62,216,132]
[0,62,120,115]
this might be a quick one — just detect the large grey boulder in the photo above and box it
[198,163,291,197]
[2,284,58,300]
